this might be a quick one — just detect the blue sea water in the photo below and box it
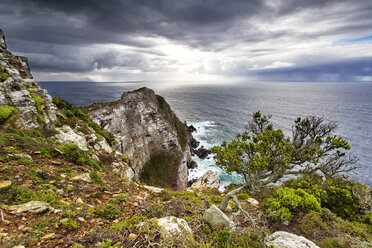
[40,81,372,188]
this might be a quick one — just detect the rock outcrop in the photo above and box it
[82,87,192,190]
[203,204,235,231]
[191,170,220,189]
[0,29,56,129]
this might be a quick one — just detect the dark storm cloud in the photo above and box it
[0,0,372,81]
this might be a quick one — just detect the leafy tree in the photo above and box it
[211,111,358,226]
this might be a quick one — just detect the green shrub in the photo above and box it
[17,157,34,166]
[158,190,172,201]
[108,194,128,205]
[111,216,147,231]
[298,211,329,236]
[0,65,9,82]
[320,237,352,248]
[263,187,321,223]
[58,143,103,170]
[140,154,180,188]
[29,92,45,125]
[0,106,18,124]
[95,239,122,248]
[39,147,55,158]
[283,176,327,202]
[96,203,121,219]
[145,204,164,218]
[89,171,105,186]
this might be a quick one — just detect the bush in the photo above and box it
[0,106,18,124]
[263,187,321,223]
[58,143,103,170]
[283,176,327,202]
[96,203,121,219]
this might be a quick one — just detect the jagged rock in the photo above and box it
[83,87,192,190]
[143,185,164,193]
[9,201,55,214]
[72,173,92,183]
[0,29,56,128]
[190,138,200,149]
[157,216,193,238]
[187,160,198,169]
[0,180,11,189]
[187,125,197,133]
[266,231,319,248]
[191,170,220,189]
[55,125,88,151]
[194,145,211,159]
[203,204,235,231]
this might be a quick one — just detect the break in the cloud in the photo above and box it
[0,0,371,82]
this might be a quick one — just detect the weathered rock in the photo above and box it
[187,125,197,133]
[157,216,193,238]
[41,233,56,240]
[55,125,88,151]
[143,185,164,193]
[266,231,319,248]
[83,87,192,190]
[191,170,220,189]
[187,160,198,169]
[72,173,92,183]
[194,146,211,159]
[0,30,56,128]
[187,178,197,187]
[0,180,11,189]
[247,198,259,205]
[9,201,55,214]
[203,204,235,231]
[190,138,200,149]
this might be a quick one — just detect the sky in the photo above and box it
[1,0,372,83]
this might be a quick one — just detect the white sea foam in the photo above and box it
[188,121,243,191]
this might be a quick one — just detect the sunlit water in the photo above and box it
[40,81,372,188]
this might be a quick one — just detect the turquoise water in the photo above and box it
[40,81,372,188]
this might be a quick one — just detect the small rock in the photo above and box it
[247,198,259,205]
[76,198,85,205]
[203,204,235,231]
[143,185,164,193]
[13,245,25,248]
[0,180,11,189]
[51,160,62,165]
[9,201,55,214]
[157,216,193,238]
[21,217,27,221]
[60,218,69,223]
[77,217,85,222]
[16,153,32,160]
[41,233,56,240]
[36,169,49,180]
[128,233,138,242]
[266,231,319,248]
[72,173,92,183]
[18,225,25,231]
[0,233,8,238]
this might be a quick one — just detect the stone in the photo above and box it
[17,225,25,231]
[187,125,197,133]
[203,204,235,231]
[55,125,89,151]
[0,232,8,238]
[191,170,220,189]
[190,138,200,149]
[0,180,11,189]
[15,153,32,160]
[51,160,62,165]
[266,231,319,248]
[187,160,198,169]
[9,201,55,214]
[60,218,69,223]
[12,245,25,248]
[77,217,85,222]
[193,145,211,159]
[128,233,138,241]
[143,185,164,193]
[72,173,92,183]
[36,169,49,180]
[247,198,259,205]
[157,216,193,238]
[41,233,56,240]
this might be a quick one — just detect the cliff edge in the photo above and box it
[82,88,192,190]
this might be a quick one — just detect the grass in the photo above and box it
[58,142,103,170]
[0,106,18,124]
[29,92,45,125]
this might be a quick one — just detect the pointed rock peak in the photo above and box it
[0,29,6,50]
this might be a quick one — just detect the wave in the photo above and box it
[188,120,243,191]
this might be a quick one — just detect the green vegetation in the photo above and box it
[111,216,147,231]
[90,170,106,186]
[264,187,322,223]
[140,154,180,188]
[0,65,9,82]
[0,106,18,124]
[96,203,121,219]
[29,92,45,125]
[52,97,115,146]
[58,142,103,170]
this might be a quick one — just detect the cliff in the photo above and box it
[0,29,56,129]
[82,88,192,190]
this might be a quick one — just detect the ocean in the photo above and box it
[40,81,372,188]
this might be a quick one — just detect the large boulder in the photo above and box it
[55,125,89,151]
[191,170,220,189]
[266,231,319,248]
[203,204,235,231]
[157,216,193,239]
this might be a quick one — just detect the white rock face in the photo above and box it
[55,125,89,151]
[191,170,220,189]
[266,231,319,248]
[157,216,193,238]
[203,204,235,231]
[84,88,191,190]
[0,29,56,129]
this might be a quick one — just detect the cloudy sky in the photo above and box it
[1,0,372,82]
